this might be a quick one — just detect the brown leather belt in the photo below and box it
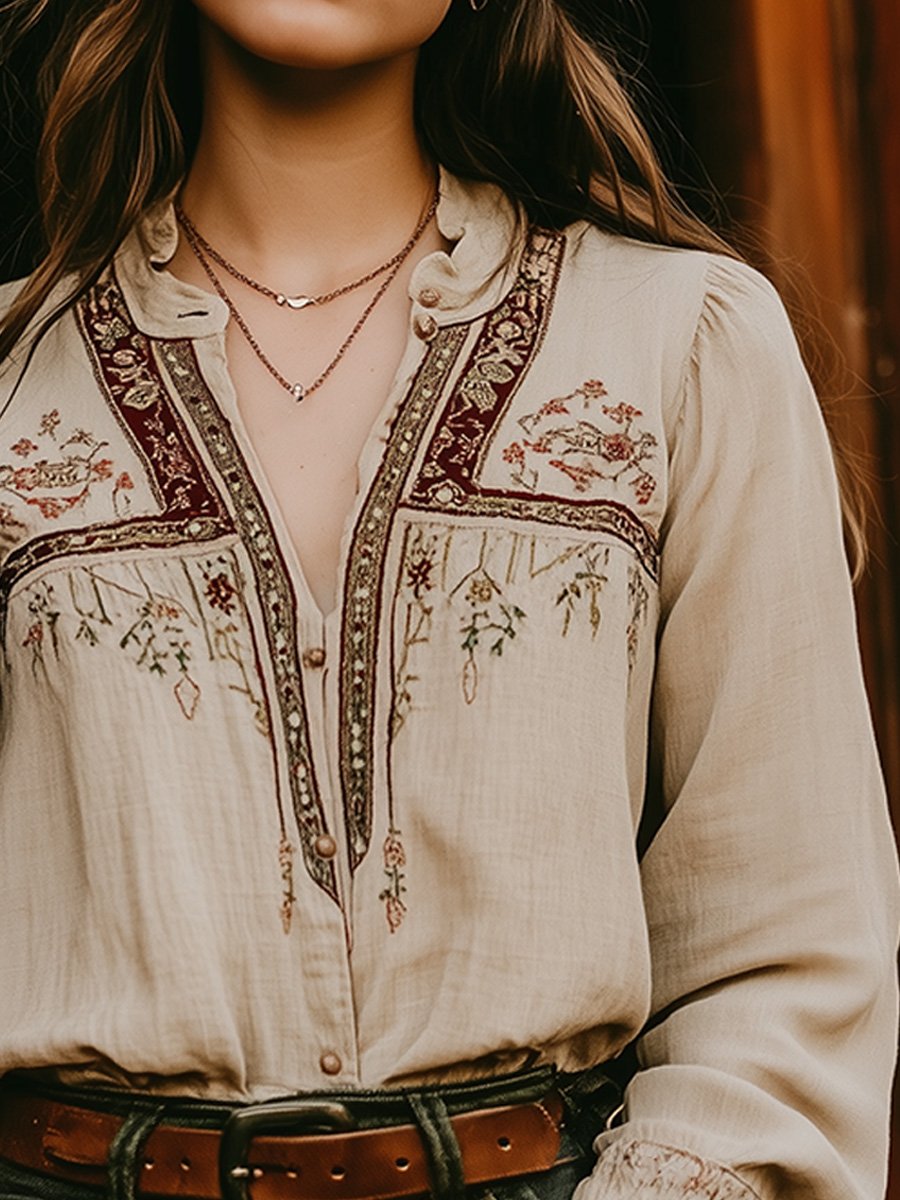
[0,1087,568,1200]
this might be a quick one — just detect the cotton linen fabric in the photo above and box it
[0,171,896,1199]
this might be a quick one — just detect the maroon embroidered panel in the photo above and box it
[405,232,659,579]
[0,273,234,633]
[78,271,226,520]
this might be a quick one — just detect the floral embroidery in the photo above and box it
[16,551,278,742]
[555,545,610,638]
[404,242,659,581]
[0,271,233,650]
[0,413,119,522]
[504,382,658,507]
[204,570,238,615]
[38,410,60,438]
[385,527,452,932]
[452,541,526,706]
[187,554,270,739]
[379,829,408,934]
[76,567,201,711]
[112,471,134,517]
[594,1140,759,1199]
[21,583,61,675]
[626,563,651,673]
[391,528,444,741]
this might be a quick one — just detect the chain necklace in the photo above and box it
[174,190,439,312]
[176,190,438,402]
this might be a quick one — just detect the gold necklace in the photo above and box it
[175,197,438,311]
[176,189,438,402]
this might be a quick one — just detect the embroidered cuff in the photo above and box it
[583,1138,761,1199]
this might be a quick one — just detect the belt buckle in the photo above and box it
[220,1100,357,1200]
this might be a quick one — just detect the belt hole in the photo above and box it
[144,1159,155,1172]
[498,1137,512,1151]
[286,1169,299,1180]
[331,1166,346,1180]
[180,1158,191,1172]
[395,1158,410,1172]
[252,1168,265,1180]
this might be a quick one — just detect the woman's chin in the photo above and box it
[190,0,454,73]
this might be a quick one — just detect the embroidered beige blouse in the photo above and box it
[0,173,897,1200]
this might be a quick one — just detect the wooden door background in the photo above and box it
[619,0,900,1190]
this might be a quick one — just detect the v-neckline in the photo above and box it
[205,321,434,629]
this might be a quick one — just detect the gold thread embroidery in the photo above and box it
[158,338,337,906]
[340,325,469,873]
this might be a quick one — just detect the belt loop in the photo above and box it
[406,1092,467,1200]
[107,1104,165,1200]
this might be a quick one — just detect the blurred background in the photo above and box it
[605,0,900,1189]
[1,0,898,1190]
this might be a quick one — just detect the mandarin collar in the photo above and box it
[113,167,523,341]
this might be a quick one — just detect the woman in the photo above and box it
[0,1,896,1198]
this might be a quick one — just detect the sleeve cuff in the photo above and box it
[574,1138,761,1200]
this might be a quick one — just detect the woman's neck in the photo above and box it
[179,23,438,294]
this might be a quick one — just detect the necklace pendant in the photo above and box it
[291,383,305,401]
[280,294,316,311]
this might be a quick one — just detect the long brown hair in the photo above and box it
[0,0,866,566]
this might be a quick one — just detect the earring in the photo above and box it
[469,0,489,10]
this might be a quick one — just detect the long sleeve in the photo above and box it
[576,258,900,1199]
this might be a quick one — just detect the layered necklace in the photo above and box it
[174,186,440,402]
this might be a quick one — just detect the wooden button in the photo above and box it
[413,313,438,342]
[319,1052,342,1076]
[302,647,326,669]
[418,287,442,308]
[314,834,337,860]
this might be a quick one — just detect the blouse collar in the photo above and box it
[113,167,524,341]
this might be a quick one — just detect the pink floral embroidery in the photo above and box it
[502,442,526,468]
[602,401,641,424]
[26,494,84,520]
[379,829,408,933]
[581,379,608,398]
[502,381,658,506]
[21,622,42,649]
[38,410,60,438]
[599,432,635,462]
[537,396,571,418]
[594,1139,759,1199]
[0,417,121,522]
[90,458,115,481]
